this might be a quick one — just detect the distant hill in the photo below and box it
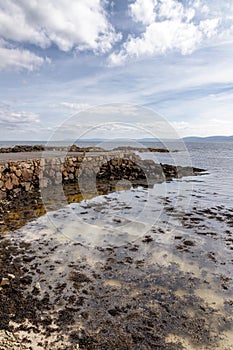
[183,136,233,142]
[2,136,232,145]
[137,136,233,143]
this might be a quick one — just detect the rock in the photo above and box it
[55,172,62,184]
[21,169,33,181]
[33,281,42,294]
[11,173,19,186]
[5,179,13,190]
[69,144,80,152]
[15,169,22,177]
[183,240,195,247]
[0,277,10,286]
[40,178,49,188]
[0,191,6,200]
[0,144,45,153]
[21,182,31,191]
[40,159,45,167]
[112,146,169,153]
[10,166,16,172]
[49,169,55,177]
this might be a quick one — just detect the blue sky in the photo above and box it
[0,0,233,140]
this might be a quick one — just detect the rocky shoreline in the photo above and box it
[0,151,205,234]
[0,151,204,200]
[2,151,227,350]
[0,144,45,153]
[0,144,171,154]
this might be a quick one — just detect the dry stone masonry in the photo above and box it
[0,152,204,200]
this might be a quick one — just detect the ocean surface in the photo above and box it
[144,141,233,206]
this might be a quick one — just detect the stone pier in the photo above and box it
[0,151,203,200]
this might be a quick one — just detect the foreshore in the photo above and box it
[0,182,232,349]
[1,150,233,350]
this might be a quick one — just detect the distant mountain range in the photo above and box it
[137,136,233,143]
[1,136,233,145]
[182,135,233,142]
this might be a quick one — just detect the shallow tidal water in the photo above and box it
[0,142,232,349]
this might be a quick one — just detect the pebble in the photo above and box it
[7,273,15,280]
[0,330,30,350]
[0,277,10,286]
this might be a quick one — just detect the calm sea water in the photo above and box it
[143,141,233,207]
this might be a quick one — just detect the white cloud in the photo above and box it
[0,40,48,71]
[59,102,91,111]
[171,121,190,132]
[0,108,40,130]
[80,104,146,119]
[109,20,204,64]
[109,0,225,65]
[130,0,157,25]
[159,0,193,22]
[0,0,121,54]
[172,117,233,137]
[52,103,141,116]
[199,18,220,38]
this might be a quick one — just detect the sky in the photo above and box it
[0,0,233,141]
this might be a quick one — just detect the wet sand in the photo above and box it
[0,181,232,349]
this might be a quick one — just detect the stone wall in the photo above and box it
[0,151,200,200]
[0,152,139,200]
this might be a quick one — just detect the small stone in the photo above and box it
[5,179,13,190]
[34,281,42,293]
[40,159,45,167]
[55,172,62,184]
[0,277,10,286]
[0,191,6,200]
[24,183,31,191]
[49,169,55,177]
[183,240,195,247]
[15,169,22,177]
[21,168,33,181]
[11,173,19,186]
